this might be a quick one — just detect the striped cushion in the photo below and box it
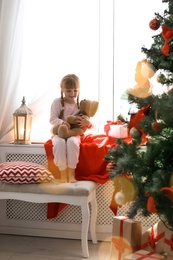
[0,161,55,184]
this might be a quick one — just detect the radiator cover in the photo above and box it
[0,144,159,240]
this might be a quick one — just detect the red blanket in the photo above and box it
[44,132,148,218]
[44,134,117,218]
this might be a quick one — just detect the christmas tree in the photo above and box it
[105,0,173,230]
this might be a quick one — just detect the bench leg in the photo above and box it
[90,189,97,244]
[81,198,90,258]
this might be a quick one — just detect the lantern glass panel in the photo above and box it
[18,116,26,140]
[25,116,32,141]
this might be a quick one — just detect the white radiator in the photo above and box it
[0,144,159,241]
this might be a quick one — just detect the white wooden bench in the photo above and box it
[0,180,98,258]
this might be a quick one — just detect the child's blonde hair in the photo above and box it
[59,74,80,119]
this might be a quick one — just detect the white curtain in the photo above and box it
[0,0,24,143]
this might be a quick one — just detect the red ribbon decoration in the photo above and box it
[164,234,173,251]
[147,196,157,213]
[133,251,162,259]
[112,217,140,260]
[129,105,150,134]
[145,191,157,213]
[141,226,165,252]
[161,185,173,202]
[161,26,173,56]
[109,188,120,215]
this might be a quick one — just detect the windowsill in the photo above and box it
[0,142,44,147]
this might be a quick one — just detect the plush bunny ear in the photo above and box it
[89,101,99,117]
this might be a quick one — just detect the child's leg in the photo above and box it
[68,168,76,183]
[52,136,67,182]
[52,136,67,168]
[66,136,80,183]
[60,168,68,182]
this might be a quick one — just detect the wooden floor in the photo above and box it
[0,234,111,260]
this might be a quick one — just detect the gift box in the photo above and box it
[109,124,128,138]
[141,221,165,253]
[124,249,164,259]
[104,120,128,138]
[163,225,173,257]
[110,216,142,260]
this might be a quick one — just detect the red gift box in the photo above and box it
[124,249,164,259]
[163,225,173,257]
[104,120,128,138]
[141,221,165,253]
[110,216,142,260]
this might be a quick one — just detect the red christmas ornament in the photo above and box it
[149,19,160,30]
[151,121,162,131]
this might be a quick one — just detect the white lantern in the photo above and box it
[13,97,33,144]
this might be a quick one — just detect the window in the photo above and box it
[113,0,166,119]
[0,0,165,143]
[18,0,114,141]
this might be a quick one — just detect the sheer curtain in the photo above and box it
[0,0,25,143]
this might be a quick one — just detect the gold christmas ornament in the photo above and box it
[130,127,142,139]
[114,191,127,205]
[113,174,137,204]
[169,174,173,186]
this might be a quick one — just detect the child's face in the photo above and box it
[63,88,79,103]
